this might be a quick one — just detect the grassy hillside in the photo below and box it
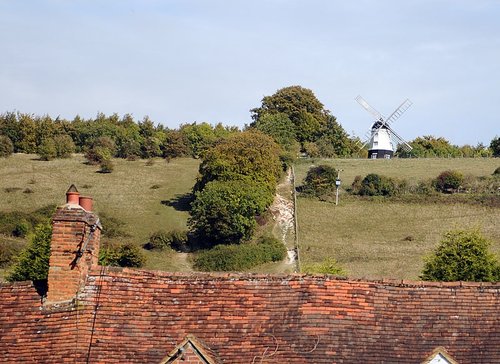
[295,158,500,280]
[1,154,200,272]
[1,155,499,280]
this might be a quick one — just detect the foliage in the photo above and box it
[421,229,500,282]
[0,205,56,237]
[398,135,460,158]
[98,212,130,238]
[302,142,321,158]
[98,159,114,173]
[0,135,14,157]
[193,236,286,271]
[189,180,274,245]
[99,242,146,268]
[433,170,463,193]
[251,112,298,152]
[490,136,500,157]
[7,222,52,282]
[84,136,116,165]
[301,165,338,197]
[357,173,396,196]
[53,134,75,158]
[37,138,57,161]
[251,85,329,143]
[0,238,24,268]
[196,130,282,192]
[494,166,500,175]
[144,230,189,252]
[302,257,346,275]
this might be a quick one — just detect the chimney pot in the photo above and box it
[66,185,80,204]
[79,196,93,211]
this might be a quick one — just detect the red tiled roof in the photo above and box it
[2,269,498,363]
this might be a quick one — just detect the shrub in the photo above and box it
[493,166,500,176]
[421,229,500,282]
[99,242,146,268]
[144,230,189,252]
[53,134,75,158]
[490,136,500,157]
[302,142,320,158]
[0,238,24,268]
[193,236,286,271]
[302,257,346,275]
[85,136,116,165]
[0,135,14,157]
[98,159,114,173]
[98,212,130,238]
[7,222,52,282]
[358,173,396,196]
[433,170,463,193]
[37,138,57,161]
[189,180,274,245]
[301,165,338,197]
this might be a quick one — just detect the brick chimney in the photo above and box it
[46,186,101,304]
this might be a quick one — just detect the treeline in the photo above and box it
[397,135,498,158]
[0,111,239,159]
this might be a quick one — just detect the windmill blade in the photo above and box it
[386,125,413,151]
[384,99,412,127]
[355,95,385,122]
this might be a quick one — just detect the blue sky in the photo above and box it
[1,0,498,145]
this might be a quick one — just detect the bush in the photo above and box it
[433,170,463,193]
[302,257,346,275]
[99,242,146,268]
[358,173,396,196]
[0,238,24,268]
[53,134,75,158]
[98,212,130,238]
[37,138,57,161]
[493,166,500,176]
[85,136,116,165]
[7,222,52,282]
[189,180,274,245]
[421,229,500,282]
[193,236,286,271]
[98,159,114,173]
[0,135,14,157]
[144,230,189,252]
[490,136,500,157]
[301,164,338,197]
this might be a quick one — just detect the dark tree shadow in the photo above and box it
[161,193,194,212]
[33,279,48,298]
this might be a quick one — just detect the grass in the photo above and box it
[294,157,500,186]
[0,154,200,273]
[295,157,500,280]
[1,154,499,279]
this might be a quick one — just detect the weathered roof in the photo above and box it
[1,268,499,363]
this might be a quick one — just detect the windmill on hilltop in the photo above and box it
[356,95,413,159]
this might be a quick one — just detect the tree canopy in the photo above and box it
[421,229,500,282]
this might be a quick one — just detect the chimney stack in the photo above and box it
[46,186,101,304]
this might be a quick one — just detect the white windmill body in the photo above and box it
[355,96,413,159]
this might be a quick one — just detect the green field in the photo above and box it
[295,158,500,280]
[1,154,200,272]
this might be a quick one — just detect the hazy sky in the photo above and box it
[1,0,499,145]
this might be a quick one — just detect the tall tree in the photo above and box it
[251,85,329,143]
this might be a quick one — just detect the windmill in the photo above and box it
[355,95,413,159]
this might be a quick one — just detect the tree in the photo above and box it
[251,112,298,152]
[53,134,75,158]
[189,180,274,245]
[84,136,116,164]
[490,136,500,157]
[7,222,52,282]
[0,135,14,157]
[301,165,338,197]
[421,229,500,282]
[251,85,329,143]
[37,138,57,161]
[196,130,282,192]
